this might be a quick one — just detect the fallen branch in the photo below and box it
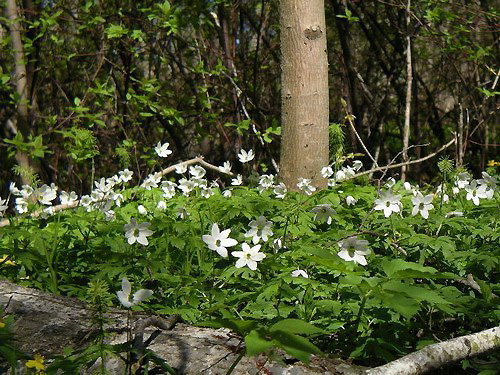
[352,138,456,180]
[365,325,500,375]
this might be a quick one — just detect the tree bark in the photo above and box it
[401,0,412,182]
[279,0,329,190]
[5,0,33,185]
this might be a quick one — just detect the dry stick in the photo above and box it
[401,0,413,182]
[351,138,456,180]
[345,113,379,169]
[0,157,233,227]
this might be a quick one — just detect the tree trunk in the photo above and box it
[401,0,412,182]
[5,0,33,185]
[279,0,329,190]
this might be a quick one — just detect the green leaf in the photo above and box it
[244,330,274,356]
[382,259,437,278]
[270,319,324,335]
[269,330,322,364]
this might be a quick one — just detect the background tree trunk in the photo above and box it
[5,0,33,185]
[279,0,329,190]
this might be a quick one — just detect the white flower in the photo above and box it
[40,206,54,219]
[104,210,116,221]
[175,164,187,174]
[237,149,255,163]
[155,141,172,158]
[202,223,238,257]
[245,216,273,244]
[116,277,153,308]
[465,180,486,206]
[124,218,154,246]
[477,172,496,199]
[142,173,161,190]
[335,169,347,182]
[219,161,232,174]
[403,182,412,192]
[177,178,195,196]
[374,190,402,217]
[60,191,78,205]
[411,192,434,219]
[273,183,287,199]
[353,160,363,171]
[231,174,243,186]
[258,174,275,190]
[337,236,370,266]
[321,166,334,178]
[35,184,57,205]
[346,195,357,206]
[15,197,28,214]
[231,243,266,271]
[9,182,20,195]
[80,195,92,207]
[311,204,336,224]
[328,179,336,187]
[297,178,316,195]
[343,166,356,178]
[222,189,232,198]
[273,237,284,253]
[455,172,471,189]
[156,200,167,211]
[112,192,124,207]
[176,207,189,219]
[200,186,214,198]
[0,198,9,216]
[445,211,464,218]
[189,165,206,179]
[119,169,133,183]
[385,178,396,189]
[137,205,147,215]
[291,269,308,278]
[161,181,177,199]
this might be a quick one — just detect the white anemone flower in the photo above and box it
[202,223,238,257]
[0,198,8,216]
[35,184,57,205]
[231,174,243,186]
[116,277,153,308]
[15,197,28,214]
[335,169,347,182]
[9,182,20,195]
[175,164,187,174]
[411,192,434,219]
[328,179,336,187]
[124,218,154,246]
[477,172,496,199]
[465,180,487,206]
[60,191,78,205]
[445,211,464,218]
[346,195,357,206]
[222,189,232,198]
[245,216,273,244]
[189,165,206,179]
[155,141,172,158]
[385,178,396,189]
[137,205,147,215]
[238,149,255,163]
[273,183,287,199]
[291,269,309,278]
[337,236,370,266]
[176,207,189,219]
[321,166,334,179]
[374,190,402,217]
[353,160,363,171]
[455,172,471,189]
[178,178,196,196]
[311,204,336,224]
[403,182,412,192]
[297,178,316,195]
[157,200,167,211]
[161,181,177,199]
[219,161,232,174]
[231,243,266,271]
[119,169,133,183]
[258,174,275,190]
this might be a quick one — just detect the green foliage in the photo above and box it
[57,127,99,163]
[0,162,498,372]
